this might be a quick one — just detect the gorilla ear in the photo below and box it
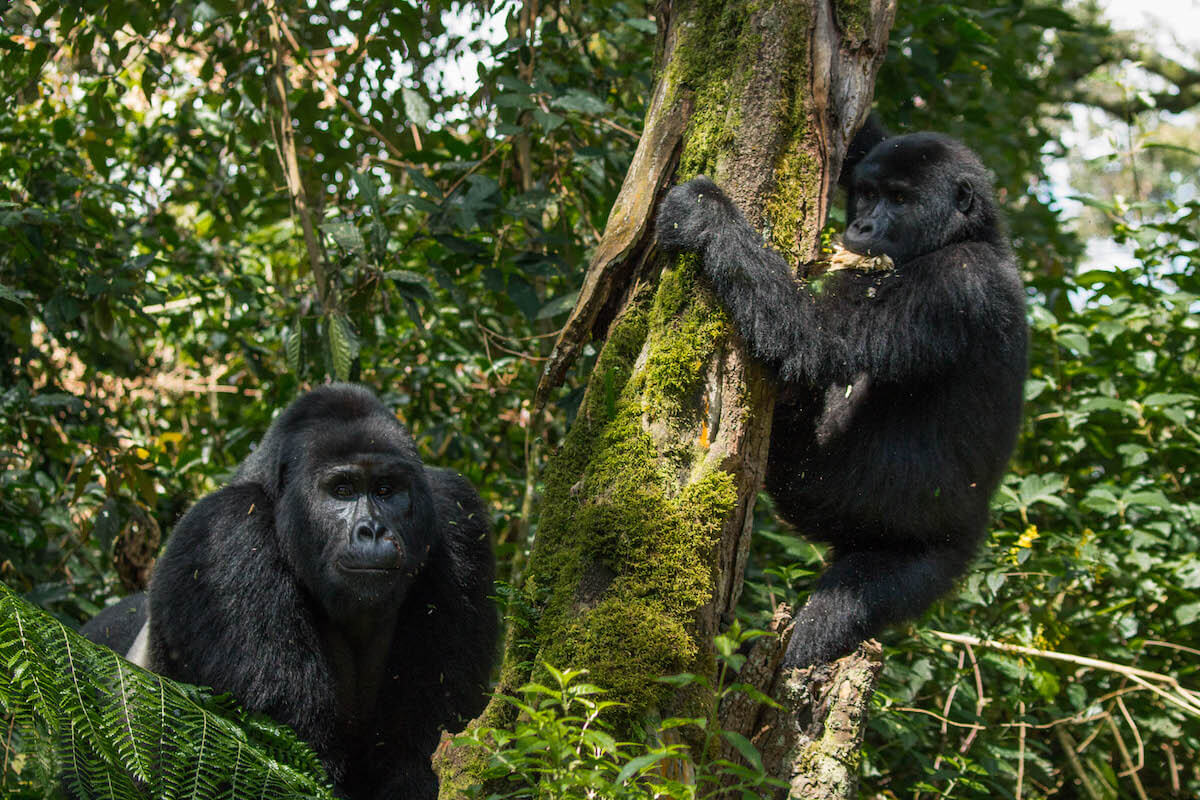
[955,179,974,214]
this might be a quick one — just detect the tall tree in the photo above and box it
[438,0,894,796]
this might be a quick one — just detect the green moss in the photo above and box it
[766,147,822,263]
[520,277,740,720]
[662,1,757,180]
[642,255,727,418]
[760,3,820,262]
[834,0,872,43]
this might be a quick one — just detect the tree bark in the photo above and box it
[437,0,894,795]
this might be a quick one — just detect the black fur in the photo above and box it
[656,125,1027,668]
[79,593,147,656]
[83,385,497,799]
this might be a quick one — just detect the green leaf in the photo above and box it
[655,673,699,687]
[402,87,431,127]
[1078,397,1138,419]
[285,329,301,374]
[406,168,443,201]
[722,730,764,773]
[0,282,26,308]
[533,110,565,131]
[1173,602,1200,626]
[328,313,360,381]
[1057,332,1090,356]
[551,89,610,115]
[614,751,670,785]
[1124,489,1170,509]
[535,291,578,320]
[321,221,365,252]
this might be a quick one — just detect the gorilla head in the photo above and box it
[239,388,439,618]
[845,132,1001,265]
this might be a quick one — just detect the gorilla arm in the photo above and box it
[147,485,339,756]
[655,177,990,388]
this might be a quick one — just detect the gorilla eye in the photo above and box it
[332,483,355,499]
[375,485,393,498]
[892,192,906,205]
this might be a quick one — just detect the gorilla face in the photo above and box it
[845,133,993,265]
[275,420,438,621]
[310,454,436,612]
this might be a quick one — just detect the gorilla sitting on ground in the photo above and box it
[82,384,497,799]
[656,119,1027,669]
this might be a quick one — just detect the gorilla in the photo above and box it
[655,119,1027,668]
[82,384,497,799]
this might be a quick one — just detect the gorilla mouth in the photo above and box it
[337,560,402,573]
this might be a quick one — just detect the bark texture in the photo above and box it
[437,1,894,796]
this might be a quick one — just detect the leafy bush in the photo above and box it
[458,626,784,799]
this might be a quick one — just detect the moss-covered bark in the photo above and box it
[437,0,894,796]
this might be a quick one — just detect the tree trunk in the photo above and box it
[436,0,894,795]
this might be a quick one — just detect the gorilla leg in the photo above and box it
[785,539,979,668]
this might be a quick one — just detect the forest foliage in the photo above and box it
[1,1,1198,798]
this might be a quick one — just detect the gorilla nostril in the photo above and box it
[354,521,386,543]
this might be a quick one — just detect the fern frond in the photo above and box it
[0,582,334,800]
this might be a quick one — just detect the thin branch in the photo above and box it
[445,141,512,198]
[1016,701,1026,800]
[892,706,983,731]
[1114,696,1145,775]
[929,631,1200,716]
[960,642,985,754]
[1054,726,1104,800]
[598,117,639,140]
[1142,639,1200,658]
[1105,716,1148,800]
[265,0,330,311]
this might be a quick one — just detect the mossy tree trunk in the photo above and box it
[437,0,894,796]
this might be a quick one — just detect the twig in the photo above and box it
[274,15,411,164]
[890,703,1112,732]
[1105,715,1149,800]
[445,141,512,199]
[961,642,985,754]
[892,706,983,731]
[598,117,639,140]
[1125,673,1200,717]
[1142,639,1200,658]
[1016,700,1026,800]
[1054,726,1104,800]
[265,0,330,311]
[2,714,14,789]
[930,631,1200,716]
[941,649,965,735]
[922,649,966,799]
[1114,695,1145,775]
[1161,743,1180,794]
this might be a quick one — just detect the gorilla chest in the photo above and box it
[317,615,399,727]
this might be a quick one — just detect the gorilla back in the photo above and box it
[656,124,1027,669]
[104,385,496,800]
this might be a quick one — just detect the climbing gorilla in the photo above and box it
[655,119,1027,669]
[81,384,497,799]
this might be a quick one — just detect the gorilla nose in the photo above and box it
[346,520,403,570]
[353,520,391,544]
